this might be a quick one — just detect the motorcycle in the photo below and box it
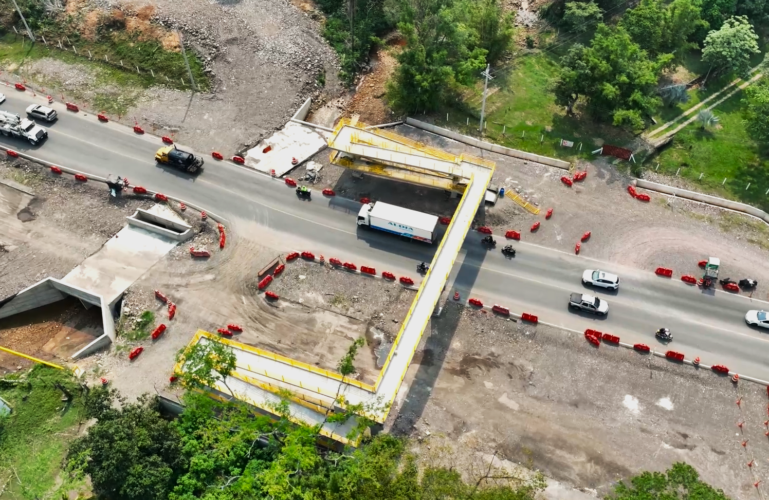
[417,262,430,274]
[655,327,673,342]
[106,174,129,198]
[296,186,311,199]
[719,277,736,286]
[481,235,496,247]
[739,278,758,290]
[501,245,516,257]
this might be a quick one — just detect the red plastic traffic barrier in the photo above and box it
[212,151,224,160]
[154,193,168,202]
[65,102,79,112]
[322,188,336,196]
[531,222,540,232]
[263,145,272,154]
[698,260,707,268]
[581,231,591,242]
[585,334,600,346]
[258,275,273,290]
[477,226,492,234]
[575,242,581,254]
[665,350,685,362]
[151,324,167,340]
[545,208,553,219]
[265,291,279,300]
[492,304,510,316]
[723,282,739,292]
[399,276,414,286]
[361,266,376,275]
[228,324,243,332]
[301,251,315,260]
[627,185,637,197]
[273,263,285,276]
[180,202,186,211]
[161,136,173,144]
[168,303,177,320]
[521,313,538,324]
[97,113,109,122]
[602,333,620,344]
[133,125,145,134]
[132,186,147,194]
[329,258,342,266]
[291,157,298,165]
[655,267,673,277]
[382,271,395,280]
[128,346,144,360]
[560,176,573,187]
[285,177,297,187]
[505,230,521,240]
[232,156,245,164]
[5,150,18,158]
[343,262,357,271]
[634,343,651,352]
[681,275,697,284]
[219,232,226,249]
[50,166,62,174]
[468,298,484,307]
[439,217,452,225]
[636,194,651,202]
[217,328,233,337]
[74,174,88,182]
[573,171,587,181]
[189,247,211,258]
[286,252,299,261]
[14,83,25,91]
[360,197,371,204]
[155,290,169,303]
[585,328,602,337]
[201,211,207,220]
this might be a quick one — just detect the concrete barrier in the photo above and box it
[127,208,193,241]
[635,179,769,225]
[405,118,572,170]
[292,97,313,122]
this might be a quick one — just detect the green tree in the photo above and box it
[702,15,760,76]
[621,0,706,56]
[175,337,238,397]
[743,77,769,144]
[67,394,186,500]
[700,0,737,31]
[386,0,487,113]
[660,84,691,106]
[462,0,516,64]
[664,0,709,54]
[563,1,604,33]
[607,462,729,500]
[696,109,720,128]
[554,24,671,129]
[621,0,665,53]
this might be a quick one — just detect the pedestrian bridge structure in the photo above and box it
[177,120,495,445]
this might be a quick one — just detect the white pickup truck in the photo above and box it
[0,110,48,145]
[569,293,609,316]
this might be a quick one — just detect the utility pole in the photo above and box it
[10,0,34,42]
[177,30,197,92]
[479,64,493,133]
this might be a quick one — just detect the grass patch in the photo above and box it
[120,310,156,341]
[0,366,88,499]
[330,293,348,308]
[437,49,635,161]
[652,90,769,211]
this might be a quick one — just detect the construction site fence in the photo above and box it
[405,118,571,170]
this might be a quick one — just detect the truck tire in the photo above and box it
[28,139,37,146]
[187,165,198,173]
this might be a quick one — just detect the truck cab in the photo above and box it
[357,203,373,226]
[155,145,204,173]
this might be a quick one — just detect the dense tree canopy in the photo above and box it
[554,24,671,129]
[702,15,760,76]
[743,77,769,145]
[563,1,604,33]
[621,0,707,56]
[607,463,730,500]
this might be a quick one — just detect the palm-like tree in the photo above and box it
[696,110,720,130]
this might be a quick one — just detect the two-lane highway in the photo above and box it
[2,90,768,380]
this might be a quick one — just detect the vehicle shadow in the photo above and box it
[153,163,201,183]
[581,284,619,296]
[567,308,609,321]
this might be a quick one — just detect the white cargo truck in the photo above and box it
[0,110,48,145]
[357,202,439,244]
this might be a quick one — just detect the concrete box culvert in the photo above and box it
[127,208,193,241]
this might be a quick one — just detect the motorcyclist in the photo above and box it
[655,327,672,340]
[417,262,429,273]
[482,235,496,245]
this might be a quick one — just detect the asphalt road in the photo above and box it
[3,90,769,380]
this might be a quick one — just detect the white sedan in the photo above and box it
[582,269,620,290]
[745,310,769,329]
[0,93,5,104]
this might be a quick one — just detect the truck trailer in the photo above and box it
[357,201,439,244]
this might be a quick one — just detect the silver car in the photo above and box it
[26,104,57,122]
[582,269,620,290]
